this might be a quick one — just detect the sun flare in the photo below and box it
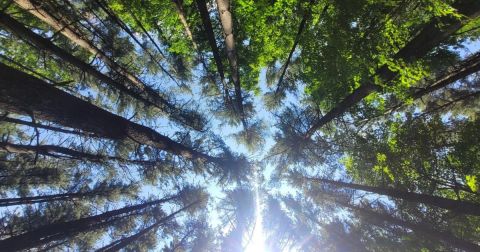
[245,169,267,252]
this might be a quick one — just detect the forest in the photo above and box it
[0,0,479,251]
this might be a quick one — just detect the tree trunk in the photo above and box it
[14,0,143,90]
[195,0,225,81]
[339,202,480,251]
[93,0,184,89]
[304,0,480,138]
[96,201,198,252]
[0,62,228,167]
[0,12,203,130]
[172,0,198,50]
[307,177,480,216]
[0,115,96,137]
[215,0,245,118]
[275,2,327,92]
[0,190,110,207]
[0,196,178,251]
[0,142,167,167]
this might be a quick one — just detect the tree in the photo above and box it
[305,0,480,138]
[301,175,480,216]
[0,62,237,168]
[0,10,205,130]
[0,195,178,251]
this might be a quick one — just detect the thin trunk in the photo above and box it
[0,196,178,251]
[307,177,480,216]
[167,227,195,252]
[215,0,244,118]
[0,62,229,167]
[0,115,95,137]
[172,0,198,50]
[0,142,166,167]
[305,0,480,138]
[358,52,480,125]
[195,0,225,81]
[14,0,145,93]
[127,10,167,59]
[391,51,480,113]
[0,190,110,207]
[275,2,328,93]
[93,0,183,89]
[96,201,198,252]
[338,201,480,251]
[0,12,202,130]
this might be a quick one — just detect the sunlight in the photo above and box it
[245,169,267,252]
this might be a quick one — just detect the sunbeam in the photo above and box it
[245,168,266,252]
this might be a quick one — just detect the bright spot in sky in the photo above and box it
[245,169,267,252]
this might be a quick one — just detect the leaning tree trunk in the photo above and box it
[339,201,480,251]
[306,176,480,216]
[304,0,480,138]
[0,195,178,251]
[0,62,229,167]
[96,201,198,252]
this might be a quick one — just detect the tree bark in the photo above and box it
[96,201,198,252]
[305,0,480,138]
[307,177,480,216]
[0,62,228,166]
[215,0,245,118]
[0,12,203,130]
[0,196,178,251]
[339,202,480,251]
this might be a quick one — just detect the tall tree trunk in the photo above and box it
[0,12,203,130]
[172,0,198,50]
[304,0,480,138]
[0,189,114,207]
[215,0,245,118]
[195,0,225,81]
[338,201,480,251]
[409,52,480,99]
[0,142,167,167]
[306,176,480,216]
[358,51,480,124]
[275,2,328,93]
[14,0,146,93]
[0,62,229,167]
[96,201,198,252]
[0,196,178,251]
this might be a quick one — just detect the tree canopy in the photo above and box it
[0,0,480,251]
